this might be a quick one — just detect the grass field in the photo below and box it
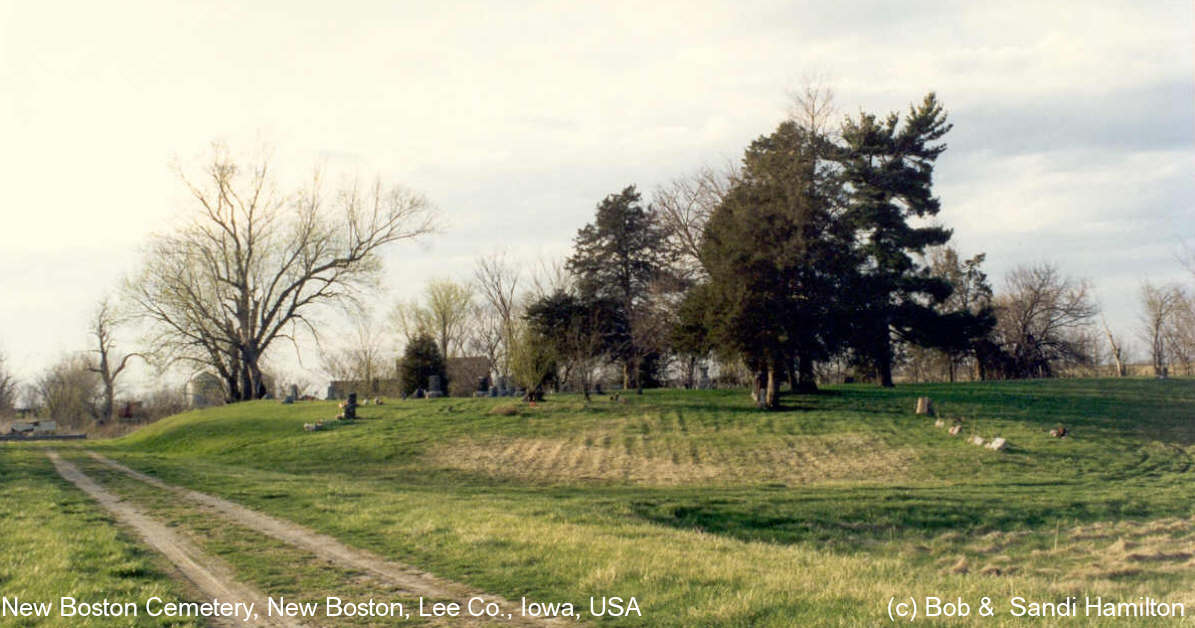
[6,378,1195,625]
[0,449,201,627]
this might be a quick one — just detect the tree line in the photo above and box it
[3,90,1193,422]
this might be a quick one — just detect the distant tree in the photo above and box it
[398,333,446,395]
[321,312,389,388]
[466,303,504,384]
[0,349,16,417]
[566,186,670,391]
[126,144,435,402]
[904,247,995,382]
[508,322,556,400]
[473,253,523,378]
[652,165,736,282]
[87,299,145,424]
[393,279,474,360]
[38,354,101,428]
[671,283,717,388]
[525,291,623,400]
[1099,315,1130,377]
[839,93,955,387]
[1139,282,1185,377]
[992,263,1099,378]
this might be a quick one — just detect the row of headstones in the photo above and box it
[916,397,1007,451]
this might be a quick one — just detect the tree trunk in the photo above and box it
[765,365,778,409]
[795,354,818,393]
[874,339,893,389]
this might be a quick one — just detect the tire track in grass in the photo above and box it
[47,451,303,628]
[86,452,564,627]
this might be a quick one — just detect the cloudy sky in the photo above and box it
[1,1,1192,388]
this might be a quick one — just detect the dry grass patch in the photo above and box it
[933,513,1195,584]
[424,431,915,485]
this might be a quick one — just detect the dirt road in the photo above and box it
[86,451,563,627]
[47,451,304,628]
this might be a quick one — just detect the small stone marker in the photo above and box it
[986,437,1007,451]
[970,435,985,447]
[934,419,945,428]
[282,384,298,404]
[915,397,934,416]
[948,425,962,436]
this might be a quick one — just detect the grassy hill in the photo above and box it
[16,378,1195,625]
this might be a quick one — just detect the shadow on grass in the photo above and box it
[628,479,1195,551]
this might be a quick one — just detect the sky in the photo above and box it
[1,1,1193,391]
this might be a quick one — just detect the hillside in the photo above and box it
[15,378,1195,625]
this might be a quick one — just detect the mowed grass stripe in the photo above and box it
[76,379,1195,625]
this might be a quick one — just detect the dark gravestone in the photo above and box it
[427,375,444,399]
[341,392,358,420]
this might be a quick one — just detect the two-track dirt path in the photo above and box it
[47,451,304,628]
[83,451,562,627]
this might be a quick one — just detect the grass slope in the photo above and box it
[41,379,1195,624]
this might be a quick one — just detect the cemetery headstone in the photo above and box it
[339,392,358,420]
[915,397,934,416]
[948,425,962,436]
[427,375,444,398]
[986,437,1007,451]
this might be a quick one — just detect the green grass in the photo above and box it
[0,449,201,627]
[18,378,1195,625]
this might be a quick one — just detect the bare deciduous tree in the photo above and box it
[87,299,144,424]
[474,252,522,377]
[1099,314,1129,377]
[466,303,504,382]
[528,256,573,301]
[321,310,390,387]
[125,144,435,402]
[0,349,17,417]
[38,354,101,428]
[392,279,474,359]
[787,75,839,137]
[652,165,736,281]
[994,263,1099,377]
[1139,281,1185,377]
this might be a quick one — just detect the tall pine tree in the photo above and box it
[839,93,954,387]
[566,186,668,391]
